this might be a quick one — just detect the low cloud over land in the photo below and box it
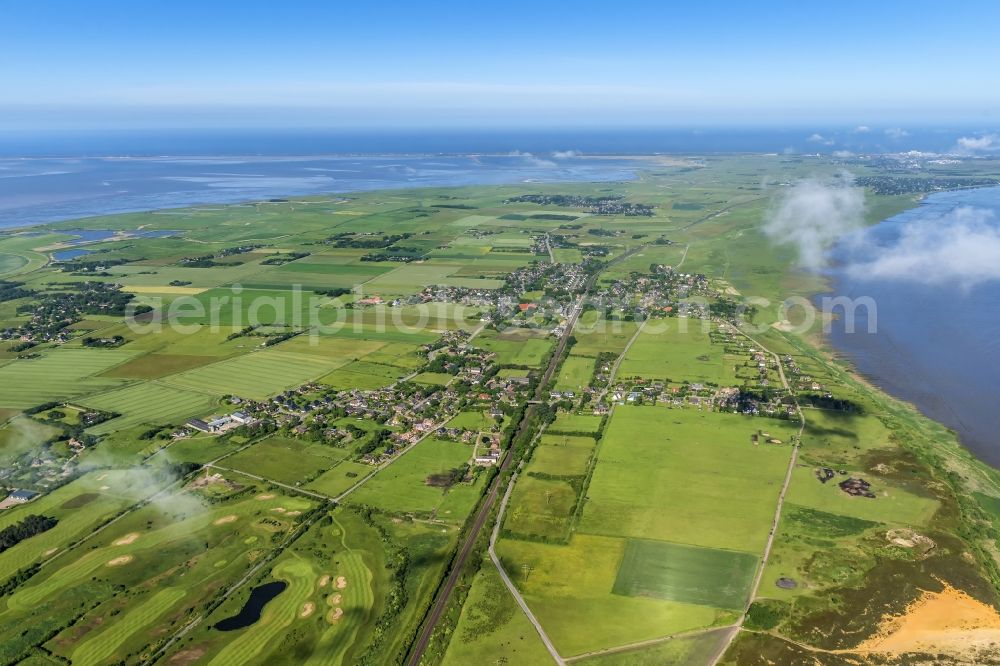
[763,173,865,270]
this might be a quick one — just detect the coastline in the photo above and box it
[0,153,644,231]
[819,188,1000,468]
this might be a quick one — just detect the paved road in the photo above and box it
[546,234,556,263]
[595,318,646,405]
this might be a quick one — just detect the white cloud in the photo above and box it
[954,133,1000,154]
[763,173,866,270]
[853,125,871,133]
[552,150,580,159]
[884,127,910,139]
[833,150,855,158]
[807,133,835,146]
[845,206,1000,288]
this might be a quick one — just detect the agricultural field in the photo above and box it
[162,349,343,399]
[617,319,740,386]
[495,534,730,656]
[0,348,137,408]
[579,406,796,552]
[571,315,639,357]
[78,382,217,434]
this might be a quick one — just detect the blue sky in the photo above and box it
[3,0,1000,129]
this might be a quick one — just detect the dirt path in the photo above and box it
[675,242,690,270]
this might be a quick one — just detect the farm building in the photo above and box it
[4,489,39,504]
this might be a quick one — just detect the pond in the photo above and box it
[51,248,93,261]
[213,580,288,631]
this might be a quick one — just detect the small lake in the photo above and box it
[213,580,288,631]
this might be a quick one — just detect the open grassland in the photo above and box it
[554,354,594,392]
[548,413,604,434]
[476,329,553,367]
[575,629,731,665]
[446,410,496,431]
[346,437,474,518]
[305,462,376,497]
[442,565,554,666]
[504,473,578,540]
[527,436,596,477]
[572,315,639,357]
[78,382,217,433]
[578,406,796,553]
[226,437,348,486]
[784,464,939,525]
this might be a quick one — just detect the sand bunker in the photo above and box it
[326,593,342,607]
[256,493,275,500]
[326,607,344,623]
[106,555,133,567]
[300,602,315,618]
[858,583,1000,658]
[114,532,140,546]
[335,576,347,589]
[96,473,108,481]
[286,510,302,516]
[99,485,111,491]
[43,548,59,556]
[213,514,238,525]
[271,507,287,513]
[318,575,330,588]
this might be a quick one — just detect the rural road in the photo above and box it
[406,292,589,665]
[488,466,565,664]
[707,325,806,665]
[407,246,651,664]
